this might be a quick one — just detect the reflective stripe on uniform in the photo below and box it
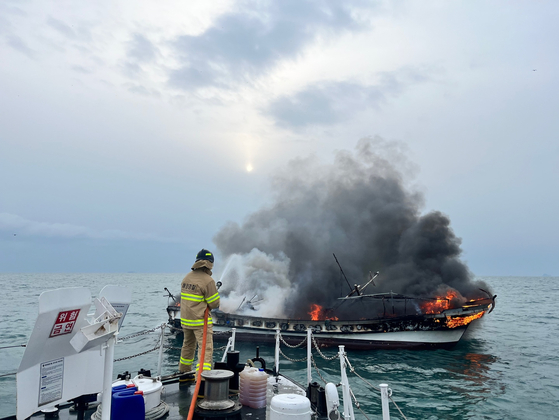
[206,292,220,303]
[196,362,212,371]
[181,293,204,302]
[180,357,194,366]
[181,317,213,327]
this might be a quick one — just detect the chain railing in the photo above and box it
[114,323,167,362]
[275,330,407,420]
[311,333,339,361]
[114,345,161,362]
[349,387,371,420]
[279,333,307,348]
[113,322,235,364]
[279,347,308,362]
[163,345,183,351]
[310,354,331,384]
[118,324,164,342]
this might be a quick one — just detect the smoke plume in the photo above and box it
[214,137,489,319]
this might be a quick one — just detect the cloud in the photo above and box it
[5,34,35,58]
[123,33,160,77]
[168,0,371,91]
[265,69,429,128]
[0,2,26,19]
[125,83,162,97]
[72,64,92,74]
[128,33,158,63]
[0,213,178,243]
[47,17,77,39]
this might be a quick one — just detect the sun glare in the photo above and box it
[246,163,254,173]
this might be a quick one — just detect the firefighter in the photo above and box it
[178,249,220,374]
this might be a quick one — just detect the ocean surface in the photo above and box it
[0,274,557,419]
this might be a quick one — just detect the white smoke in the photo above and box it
[216,248,297,318]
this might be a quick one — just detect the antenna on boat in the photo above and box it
[164,287,177,303]
[237,297,246,311]
[333,253,353,293]
[360,271,380,294]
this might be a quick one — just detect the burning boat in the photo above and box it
[165,280,496,350]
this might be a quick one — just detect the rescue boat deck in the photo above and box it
[5,372,317,420]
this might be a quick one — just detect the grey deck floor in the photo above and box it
[12,372,319,420]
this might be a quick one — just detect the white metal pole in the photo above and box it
[231,327,236,351]
[307,327,312,386]
[379,384,390,420]
[101,336,116,420]
[156,323,166,377]
[275,328,280,375]
[221,337,232,363]
[338,346,354,420]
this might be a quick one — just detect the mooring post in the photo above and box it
[379,383,390,420]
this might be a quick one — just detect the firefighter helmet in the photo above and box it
[195,249,214,263]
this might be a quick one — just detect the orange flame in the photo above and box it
[446,311,485,328]
[421,290,461,314]
[309,304,322,321]
[308,304,338,321]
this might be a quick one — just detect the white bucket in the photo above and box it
[133,376,163,411]
[269,394,311,420]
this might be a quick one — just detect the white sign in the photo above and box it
[50,309,80,337]
[38,358,64,406]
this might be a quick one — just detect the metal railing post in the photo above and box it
[380,384,390,420]
[338,346,355,420]
[101,336,116,420]
[220,328,237,363]
[156,323,166,377]
[307,327,312,386]
[221,337,232,363]
[275,328,280,375]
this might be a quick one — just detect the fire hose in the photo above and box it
[187,306,210,420]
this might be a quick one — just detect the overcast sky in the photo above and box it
[1,0,557,275]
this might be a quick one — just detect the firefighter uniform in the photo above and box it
[179,257,220,373]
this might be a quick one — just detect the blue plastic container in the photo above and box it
[111,389,145,420]
[112,385,136,394]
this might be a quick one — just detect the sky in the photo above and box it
[1,0,557,276]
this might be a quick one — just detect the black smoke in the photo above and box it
[214,137,490,318]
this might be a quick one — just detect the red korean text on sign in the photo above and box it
[50,309,81,337]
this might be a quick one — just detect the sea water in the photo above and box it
[0,274,558,419]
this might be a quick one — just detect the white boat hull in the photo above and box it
[213,324,468,349]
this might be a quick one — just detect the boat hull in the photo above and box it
[167,297,492,350]
[213,324,468,349]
